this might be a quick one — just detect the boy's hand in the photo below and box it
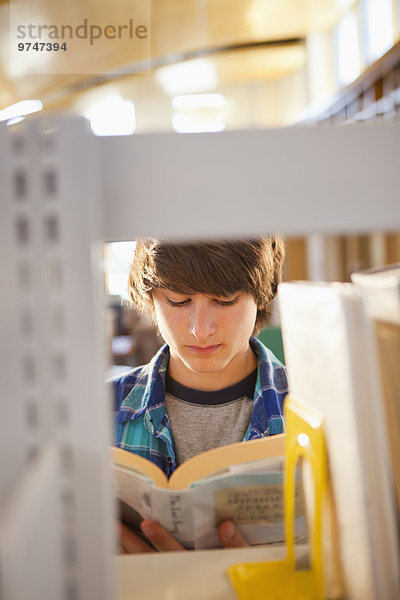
[118,519,248,553]
[217,520,248,548]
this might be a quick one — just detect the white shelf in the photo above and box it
[98,122,400,241]
[116,545,289,600]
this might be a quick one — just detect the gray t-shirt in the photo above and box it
[165,369,257,466]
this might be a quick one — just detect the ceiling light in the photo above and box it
[172,113,225,134]
[0,99,43,122]
[156,59,218,95]
[6,116,26,126]
[83,96,136,136]
[171,93,225,109]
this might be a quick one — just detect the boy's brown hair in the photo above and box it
[128,236,285,335]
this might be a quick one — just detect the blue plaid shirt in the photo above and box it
[112,337,287,478]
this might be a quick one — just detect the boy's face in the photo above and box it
[152,289,257,389]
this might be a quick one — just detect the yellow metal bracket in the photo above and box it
[227,395,328,600]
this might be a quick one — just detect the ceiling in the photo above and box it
[0,0,356,128]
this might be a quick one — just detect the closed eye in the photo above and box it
[166,296,239,307]
[166,298,190,307]
[214,296,239,307]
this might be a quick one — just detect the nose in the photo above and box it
[189,301,217,341]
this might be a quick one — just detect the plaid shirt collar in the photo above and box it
[117,336,286,438]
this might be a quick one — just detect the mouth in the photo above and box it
[186,344,222,355]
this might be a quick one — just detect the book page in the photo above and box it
[112,465,160,522]
[112,465,198,548]
[189,471,307,550]
[228,455,284,476]
[169,434,285,489]
[151,489,197,549]
[133,472,290,550]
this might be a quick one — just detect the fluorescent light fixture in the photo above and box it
[156,59,218,95]
[0,99,42,122]
[171,93,225,109]
[83,97,136,136]
[172,113,226,134]
[7,116,25,126]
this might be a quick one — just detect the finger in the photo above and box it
[118,522,155,554]
[218,520,249,548]
[140,520,186,552]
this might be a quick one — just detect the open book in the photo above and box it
[111,434,307,550]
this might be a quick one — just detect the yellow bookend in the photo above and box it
[227,395,329,600]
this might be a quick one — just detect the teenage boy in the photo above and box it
[113,237,288,552]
